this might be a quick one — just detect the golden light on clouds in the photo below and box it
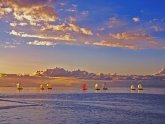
[93,40,137,49]
[10,30,75,41]
[0,0,164,50]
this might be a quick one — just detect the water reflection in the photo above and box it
[95,90,99,93]
[17,89,23,93]
[138,90,143,94]
[0,87,164,94]
[130,90,135,93]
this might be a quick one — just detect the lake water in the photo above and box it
[0,85,165,124]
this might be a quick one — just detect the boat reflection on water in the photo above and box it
[138,89,143,93]
[130,89,135,93]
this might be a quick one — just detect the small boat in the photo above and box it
[82,83,87,90]
[130,84,136,90]
[40,84,44,90]
[102,83,108,90]
[16,83,23,90]
[46,83,52,90]
[138,84,143,90]
[95,83,100,90]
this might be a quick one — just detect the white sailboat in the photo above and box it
[16,83,23,90]
[138,84,143,90]
[102,83,108,90]
[40,84,44,90]
[130,84,136,90]
[95,83,100,90]
[46,83,52,89]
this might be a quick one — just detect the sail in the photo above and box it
[103,83,108,90]
[46,83,52,89]
[138,84,143,89]
[16,83,23,90]
[46,83,49,88]
[16,83,20,88]
[95,83,98,89]
[40,84,44,89]
[130,85,135,90]
[82,84,87,90]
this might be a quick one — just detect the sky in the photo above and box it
[0,0,165,75]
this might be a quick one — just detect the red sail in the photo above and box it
[82,84,87,90]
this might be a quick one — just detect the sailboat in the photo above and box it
[40,84,44,90]
[95,83,100,90]
[16,83,23,90]
[130,84,136,90]
[138,84,143,90]
[102,83,108,90]
[46,83,52,90]
[82,83,87,91]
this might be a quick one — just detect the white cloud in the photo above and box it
[93,40,137,49]
[110,32,152,40]
[132,17,140,22]
[27,40,57,46]
[9,30,75,41]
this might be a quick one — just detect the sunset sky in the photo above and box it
[0,0,165,75]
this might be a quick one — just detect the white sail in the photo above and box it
[95,83,98,89]
[130,85,135,90]
[16,83,23,90]
[95,83,100,90]
[16,83,20,88]
[138,84,143,90]
[40,84,44,90]
[46,83,52,89]
[103,83,108,90]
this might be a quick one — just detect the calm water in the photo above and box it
[0,86,165,124]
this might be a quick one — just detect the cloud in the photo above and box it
[147,41,163,49]
[151,25,162,32]
[0,0,93,48]
[10,22,28,27]
[27,40,57,46]
[9,30,75,41]
[0,2,12,17]
[108,17,123,28]
[93,40,137,49]
[5,0,57,23]
[0,0,163,50]
[132,17,140,22]
[41,23,93,35]
[68,23,93,35]
[110,32,152,40]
